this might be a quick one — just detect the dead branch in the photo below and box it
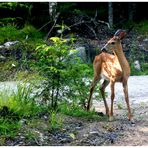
[45,12,60,41]
[37,20,52,32]
[85,24,97,39]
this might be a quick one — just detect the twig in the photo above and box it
[37,20,52,32]
[85,24,97,39]
[69,20,84,28]
[97,20,111,29]
[45,12,60,41]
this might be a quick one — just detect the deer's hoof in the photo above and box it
[109,116,114,122]
[86,106,90,111]
[129,119,135,124]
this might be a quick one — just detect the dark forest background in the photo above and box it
[0,2,148,32]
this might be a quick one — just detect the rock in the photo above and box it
[134,60,141,71]
[4,41,19,48]
[70,46,87,63]
[0,55,6,61]
[58,135,72,143]
[106,132,118,144]
[19,119,27,125]
[75,126,82,130]
[12,63,16,67]
[89,130,99,135]
[0,45,4,49]
[52,131,72,144]
[143,38,148,42]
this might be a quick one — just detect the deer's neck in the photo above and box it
[114,44,130,76]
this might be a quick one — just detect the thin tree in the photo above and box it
[108,2,113,28]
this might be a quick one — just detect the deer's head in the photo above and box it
[101,29,127,53]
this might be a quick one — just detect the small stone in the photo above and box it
[0,45,4,49]
[89,131,99,135]
[134,60,141,71]
[4,41,19,47]
[143,38,148,42]
[0,55,6,61]
[75,126,81,130]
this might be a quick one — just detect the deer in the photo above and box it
[87,29,134,122]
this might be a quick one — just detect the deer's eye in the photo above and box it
[111,42,115,45]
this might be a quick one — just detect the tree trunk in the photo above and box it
[108,2,113,28]
[49,2,57,21]
[128,2,136,21]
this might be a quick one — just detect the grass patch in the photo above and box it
[48,110,63,131]
[0,117,21,138]
[0,83,47,138]
[59,102,106,121]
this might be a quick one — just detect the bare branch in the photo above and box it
[37,20,52,32]
[45,12,60,41]
[85,24,97,39]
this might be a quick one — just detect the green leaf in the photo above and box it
[69,133,75,139]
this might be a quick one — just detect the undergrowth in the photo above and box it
[0,25,44,44]
[0,83,46,138]
[59,102,106,121]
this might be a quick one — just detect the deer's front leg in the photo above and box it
[109,81,115,121]
[100,80,109,115]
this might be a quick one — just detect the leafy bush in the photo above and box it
[35,36,95,110]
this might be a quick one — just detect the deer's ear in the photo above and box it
[114,29,127,40]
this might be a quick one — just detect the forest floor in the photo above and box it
[0,76,148,146]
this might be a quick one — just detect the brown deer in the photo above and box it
[87,29,133,122]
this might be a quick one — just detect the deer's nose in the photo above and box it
[101,47,107,52]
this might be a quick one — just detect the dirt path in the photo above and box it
[71,76,148,146]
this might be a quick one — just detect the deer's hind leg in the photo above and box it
[123,81,133,121]
[87,58,102,111]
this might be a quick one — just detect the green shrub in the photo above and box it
[35,36,93,109]
[0,25,20,43]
